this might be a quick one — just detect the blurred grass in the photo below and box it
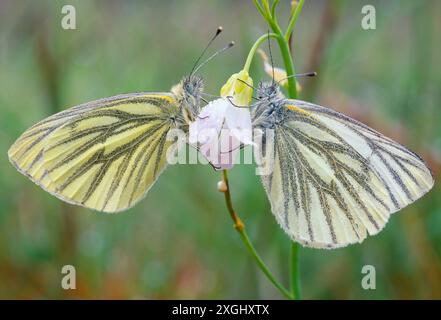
[0,0,440,299]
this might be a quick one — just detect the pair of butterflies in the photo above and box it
[8,49,434,250]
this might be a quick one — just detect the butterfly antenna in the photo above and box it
[192,41,234,74]
[201,92,222,99]
[190,26,223,76]
[237,78,258,91]
[277,71,317,84]
[267,30,275,85]
[226,96,249,109]
[201,97,209,104]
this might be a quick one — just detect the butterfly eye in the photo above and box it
[269,86,276,95]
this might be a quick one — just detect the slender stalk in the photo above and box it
[285,0,305,41]
[221,170,244,232]
[273,32,298,98]
[290,241,302,299]
[221,170,293,299]
[257,7,298,98]
[238,230,293,299]
[261,0,271,14]
[271,0,281,19]
[252,0,268,19]
[244,33,280,72]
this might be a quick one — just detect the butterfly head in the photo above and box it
[182,74,204,102]
[172,75,204,123]
[252,82,286,129]
[256,82,283,101]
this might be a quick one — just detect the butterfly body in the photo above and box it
[252,82,434,249]
[172,75,204,124]
[252,83,289,129]
[8,76,203,213]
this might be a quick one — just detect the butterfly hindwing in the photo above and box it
[8,93,182,213]
[254,99,434,248]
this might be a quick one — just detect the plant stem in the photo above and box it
[221,170,293,299]
[285,0,305,41]
[244,33,279,72]
[221,170,244,232]
[238,230,293,299]
[290,241,302,299]
[274,32,298,98]
[259,7,298,98]
[252,0,268,19]
[271,0,281,19]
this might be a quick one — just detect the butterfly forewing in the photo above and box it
[8,93,181,213]
[254,99,434,249]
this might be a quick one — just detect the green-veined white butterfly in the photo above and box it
[8,28,232,213]
[251,82,434,249]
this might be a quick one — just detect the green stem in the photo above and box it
[285,0,305,41]
[244,33,280,72]
[275,33,298,98]
[239,231,293,299]
[264,14,298,98]
[290,242,302,299]
[252,0,268,19]
[221,170,293,299]
[271,0,281,20]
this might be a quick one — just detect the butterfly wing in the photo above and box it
[8,93,182,212]
[253,100,434,248]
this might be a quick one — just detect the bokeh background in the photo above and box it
[0,0,440,299]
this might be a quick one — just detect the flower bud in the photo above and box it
[220,70,253,106]
[217,180,228,192]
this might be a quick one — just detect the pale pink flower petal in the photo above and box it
[224,101,253,145]
[188,99,228,145]
[189,98,253,170]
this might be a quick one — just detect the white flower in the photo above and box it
[189,98,253,170]
[189,69,254,170]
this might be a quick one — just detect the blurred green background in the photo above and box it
[0,0,440,299]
